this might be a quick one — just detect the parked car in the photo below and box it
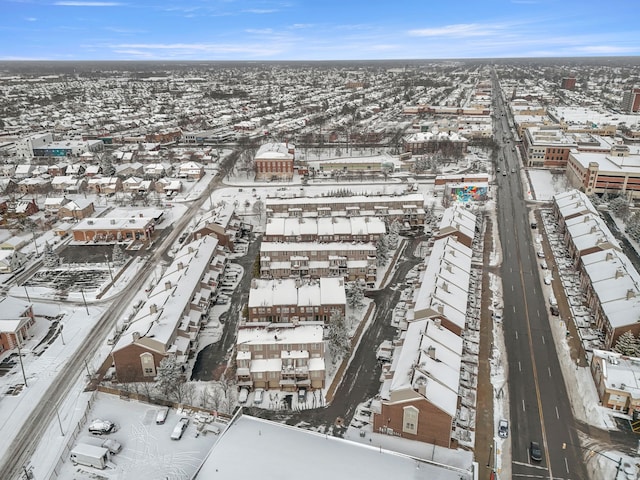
[254,388,264,405]
[88,419,116,435]
[238,388,249,404]
[530,441,543,462]
[156,406,169,425]
[498,419,509,438]
[550,305,560,316]
[540,261,547,269]
[298,388,307,403]
[170,418,189,440]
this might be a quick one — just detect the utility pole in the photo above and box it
[80,288,89,315]
[16,337,28,387]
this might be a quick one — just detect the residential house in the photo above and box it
[58,199,95,220]
[177,161,205,180]
[0,297,35,353]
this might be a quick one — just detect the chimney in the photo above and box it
[178,262,184,270]
[441,282,449,293]
[606,251,614,261]
[627,289,636,300]
[434,318,442,328]
[150,303,158,314]
[436,303,444,314]
[427,345,436,359]
[165,281,172,290]
[132,331,140,341]
[615,268,625,279]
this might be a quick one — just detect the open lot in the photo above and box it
[56,392,223,480]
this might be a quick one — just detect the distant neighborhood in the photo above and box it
[0,59,639,480]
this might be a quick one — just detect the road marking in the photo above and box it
[511,285,514,291]
[541,336,545,345]
[548,367,552,377]
[537,310,540,317]
[513,306,516,313]
[565,457,569,473]
[556,406,560,419]
[533,287,536,294]
[522,399,526,412]
[519,361,522,372]
[515,331,518,339]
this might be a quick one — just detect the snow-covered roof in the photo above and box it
[385,318,461,417]
[195,414,473,479]
[582,249,640,329]
[565,213,619,254]
[413,236,472,330]
[437,204,476,242]
[0,296,31,320]
[592,349,640,400]
[73,216,154,231]
[255,142,294,160]
[553,189,598,220]
[114,236,221,353]
[265,216,386,238]
[248,277,346,308]
[265,193,425,208]
[237,324,324,346]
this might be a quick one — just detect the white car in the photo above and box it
[238,388,249,404]
[253,388,264,405]
[170,418,189,440]
[88,419,116,435]
[498,419,509,438]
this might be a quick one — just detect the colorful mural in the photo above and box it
[450,184,487,203]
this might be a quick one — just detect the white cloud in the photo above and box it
[243,8,277,14]
[245,28,274,35]
[25,17,37,21]
[107,42,285,57]
[54,1,122,6]
[408,23,509,38]
[290,23,313,29]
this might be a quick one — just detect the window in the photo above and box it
[402,406,419,435]
[140,352,156,377]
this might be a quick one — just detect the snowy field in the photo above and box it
[527,169,571,201]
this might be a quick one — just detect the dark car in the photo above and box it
[530,441,543,462]
[550,305,560,316]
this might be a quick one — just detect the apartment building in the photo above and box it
[265,193,426,229]
[621,87,640,113]
[372,318,463,448]
[246,277,346,324]
[402,131,468,157]
[552,191,640,348]
[433,204,477,248]
[235,324,326,391]
[260,242,377,285]
[591,349,640,414]
[263,215,385,243]
[112,237,225,381]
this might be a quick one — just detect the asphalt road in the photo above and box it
[492,72,588,479]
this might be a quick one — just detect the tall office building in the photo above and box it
[621,87,640,113]
[561,77,576,90]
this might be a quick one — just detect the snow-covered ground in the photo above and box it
[527,169,571,201]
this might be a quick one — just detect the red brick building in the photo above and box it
[255,142,295,181]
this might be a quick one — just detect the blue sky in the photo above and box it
[1,0,639,61]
